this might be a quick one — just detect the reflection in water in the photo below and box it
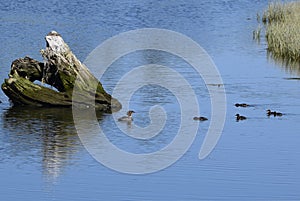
[2,107,103,180]
[267,51,300,75]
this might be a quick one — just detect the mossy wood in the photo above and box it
[1,31,121,112]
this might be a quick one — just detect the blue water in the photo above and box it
[1,0,300,200]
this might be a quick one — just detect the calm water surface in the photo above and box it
[1,0,300,200]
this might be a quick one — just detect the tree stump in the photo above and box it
[1,31,121,113]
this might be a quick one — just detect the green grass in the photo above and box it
[258,1,300,62]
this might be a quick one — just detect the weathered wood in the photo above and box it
[1,31,121,112]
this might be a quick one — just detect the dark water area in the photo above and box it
[1,0,300,200]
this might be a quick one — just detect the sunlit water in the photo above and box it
[1,0,300,200]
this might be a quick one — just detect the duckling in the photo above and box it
[267,109,283,117]
[235,114,246,121]
[118,110,135,122]
[193,116,208,121]
[235,103,250,107]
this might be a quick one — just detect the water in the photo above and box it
[1,0,300,200]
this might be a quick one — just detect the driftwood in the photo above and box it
[1,31,121,113]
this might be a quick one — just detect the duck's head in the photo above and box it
[235,114,240,117]
[127,110,135,116]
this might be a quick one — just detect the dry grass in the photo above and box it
[260,1,300,62]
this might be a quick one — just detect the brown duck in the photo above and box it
[235,114,247,121]
[193,116,208,121]
[235,103,250,107]
[118,110,135,122]
[267,109,283,117]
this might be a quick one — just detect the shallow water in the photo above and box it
[1,0,300,200]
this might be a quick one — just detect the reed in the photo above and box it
[259,1,300,62]
[253,25,261,41]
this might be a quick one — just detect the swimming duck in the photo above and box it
[193,116,208,121]
[235,103,249,107]
[118,110,135,122]
[267,109,283,117]
[235,114,246,121]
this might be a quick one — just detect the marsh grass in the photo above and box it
[257,1,300,66]
[253,25,261,41]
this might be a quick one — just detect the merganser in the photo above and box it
[235,103,250,107]
[193,116,208,121]
[267,109,283,117]
[118,110,135,122]
[235,114,246,121]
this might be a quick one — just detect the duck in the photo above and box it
[267,109,283,117]
[235,114,246,121]
[118,110,135,122]
[193,116,208,121]
[235,103,249,107]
